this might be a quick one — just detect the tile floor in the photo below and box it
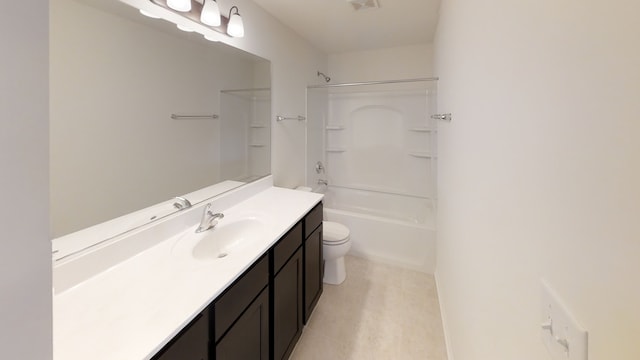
[290,256,448,360]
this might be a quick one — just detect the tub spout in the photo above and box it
[173,196,192,210]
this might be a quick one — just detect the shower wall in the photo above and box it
[307,80,438,272]
[220,89,271,182]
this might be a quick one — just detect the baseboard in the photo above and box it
[435,271,455,360]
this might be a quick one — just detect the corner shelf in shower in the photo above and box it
[408,151,435,158]
[249,144,266,147]
[250,123,267,128]
[409,127,435,132]
[325,148,347,153]
[325,126,345,130]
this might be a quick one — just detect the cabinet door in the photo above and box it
[215,287,269,360]
[304,225,323,324]
[152,311,209,360]
[273,248,303,360]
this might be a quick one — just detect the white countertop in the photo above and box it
[53,186,322,360]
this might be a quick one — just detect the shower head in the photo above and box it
[317,71,331,83]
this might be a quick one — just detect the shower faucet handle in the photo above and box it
[315,161,325,174]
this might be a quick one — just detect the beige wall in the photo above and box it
[328,44,434,83]
[0,1,52,359]
[434,0,640,359]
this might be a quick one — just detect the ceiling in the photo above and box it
[251,0,441,54]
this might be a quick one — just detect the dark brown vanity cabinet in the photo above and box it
[214,256,270,360]
[214,287,270,360]
[151,202,323,360]
[272,224,304,360]
[303,203,323,324]
[151,311,209,360]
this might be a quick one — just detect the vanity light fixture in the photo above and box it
[148,0,245,38]
[139,9,161,18]
[200,0,221,27]
[226,6,244,38]
[167,0,191,12]
[177,23,194,32]
[204,33,221,42]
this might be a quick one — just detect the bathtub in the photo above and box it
[319,185,436,273]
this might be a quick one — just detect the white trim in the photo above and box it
[435,271,455,360]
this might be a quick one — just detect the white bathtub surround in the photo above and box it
[306,80,438,274]
[53,178,322,360]
[322,186,437,273]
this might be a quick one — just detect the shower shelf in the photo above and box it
[325,148,347,153]
[249,144,266,147]
[409,127,434,132]
[325,126,345,130]
[409,152,434,158]
[250,123,267,128]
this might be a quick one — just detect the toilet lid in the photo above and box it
[323,221,350,243]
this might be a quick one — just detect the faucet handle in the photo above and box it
[196,205,225,233]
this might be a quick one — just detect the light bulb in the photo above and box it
[200,0,221,27]
[167,0,191,12]
[227,7,244,37]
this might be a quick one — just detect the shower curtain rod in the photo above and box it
[307,77,438,89]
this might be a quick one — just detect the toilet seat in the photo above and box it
[323,221,350,245]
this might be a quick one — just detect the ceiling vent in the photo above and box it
[346,0,380,11]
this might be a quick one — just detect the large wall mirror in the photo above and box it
[50,0,271,256]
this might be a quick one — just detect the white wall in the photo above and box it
[435,0,640,359]
[0,1,52,359]
[328,44,434,83]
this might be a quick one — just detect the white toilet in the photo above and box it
[322,221,351,285]
[295,186,352,285]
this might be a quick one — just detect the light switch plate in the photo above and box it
[541,280,588,360]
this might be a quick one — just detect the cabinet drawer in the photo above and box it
[214,255,269,342]
[273,223,302,274]
[304,202,323,239]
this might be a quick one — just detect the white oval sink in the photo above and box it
[173,217,267,262]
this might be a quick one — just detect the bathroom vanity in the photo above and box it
[53,178,323,360]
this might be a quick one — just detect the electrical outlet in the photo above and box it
[541,280,588,360]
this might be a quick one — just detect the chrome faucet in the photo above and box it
[173,196,192,210]
[196,203,224,233]
[317,179,328,186]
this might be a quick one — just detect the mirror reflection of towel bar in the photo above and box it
[277,115,306,122]
[431,113,452,121]
[171,114,219,120]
